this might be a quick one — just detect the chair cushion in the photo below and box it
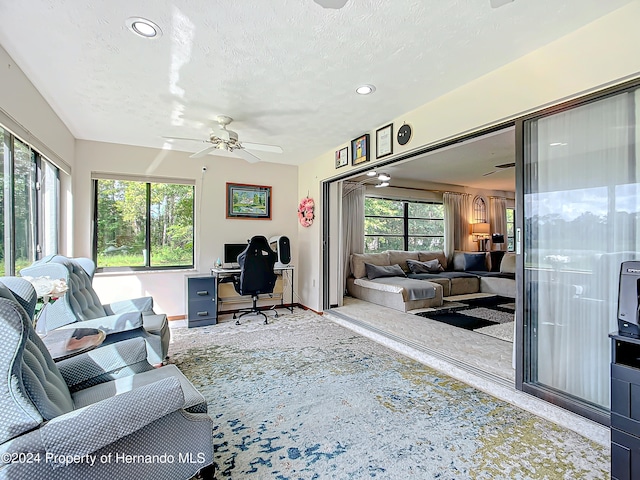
[71,364,207,414]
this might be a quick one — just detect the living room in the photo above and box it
[2,1,640,477]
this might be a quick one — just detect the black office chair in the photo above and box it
[232,235,278,324]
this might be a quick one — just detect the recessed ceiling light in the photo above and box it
[375,182,390,188]
[356,84,376,95]
[550,142,568,146]
[377,173,391,181]
[126,17,162,39]
[366,171,378,177]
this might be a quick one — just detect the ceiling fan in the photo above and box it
[483,162,515,176]
[163,115,283,163]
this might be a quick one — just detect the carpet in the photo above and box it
[170,308,607,479]
[416,296,515,342]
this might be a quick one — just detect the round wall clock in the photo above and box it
[397,124,412,146]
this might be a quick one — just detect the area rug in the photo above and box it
[169,309,607,479]
[416,296,515,342]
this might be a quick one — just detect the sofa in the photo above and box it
[347,249,515,313]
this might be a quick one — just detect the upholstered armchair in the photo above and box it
[0,277,214,480]
[21,255,170,365]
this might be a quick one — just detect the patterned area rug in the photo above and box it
[170,308,607,479]
[416,296,515,342]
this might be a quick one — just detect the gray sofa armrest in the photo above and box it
[104,296,154,315]
[41,376,185,463]
[56,311,143,334]
[57,338,152,391]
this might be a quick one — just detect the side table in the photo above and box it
[41,327,106,362]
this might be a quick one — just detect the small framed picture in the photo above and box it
[351,134,370,166]
[376,123,393,159]
[335,147,348,168]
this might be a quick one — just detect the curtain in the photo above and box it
[489,197,507,251]
[341,182,365,294]
[526,89,640,408]
[443,192,471,260]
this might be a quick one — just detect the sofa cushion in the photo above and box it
[417,251,448,270]
[365,263,406,280]
[350,252,390,279]
[463,253,488,272]
[407,258,444,274]
[387,250,420,272]
[500,253,516,274]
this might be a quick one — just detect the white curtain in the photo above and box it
[489,197,507,251]
[341,182,365,294]
[528,89,640,408]
[443,192,472,260]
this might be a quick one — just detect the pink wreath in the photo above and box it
[298,196,315,227]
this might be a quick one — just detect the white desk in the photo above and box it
[210,265,294,313]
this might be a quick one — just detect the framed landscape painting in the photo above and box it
[226,183,272,219]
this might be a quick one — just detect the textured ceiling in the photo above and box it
[0,0,632,182]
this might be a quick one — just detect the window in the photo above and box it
[506,207,515,251]
[473,196,487,223]
[0,126,59,276]
[93,177,194,270]
[364,197,444,253]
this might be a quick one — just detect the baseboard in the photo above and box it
[298,304,323,315]
[168,315,186,321]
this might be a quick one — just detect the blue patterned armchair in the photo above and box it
[0,277,214,479]
[21,255,170,365]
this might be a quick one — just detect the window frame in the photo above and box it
[506,207,515,252]
[364,196,444,252]
[92,177,195,272]
[1,125,59,276]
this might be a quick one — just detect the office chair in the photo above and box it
[232,235,278,325]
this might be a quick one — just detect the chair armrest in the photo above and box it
[41,376,185,463]
[57,338,152,391]
[56,311,143,334]
[104,296,154,315]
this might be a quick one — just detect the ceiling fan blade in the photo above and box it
[490,0,514,8]
[162,135,205,142]
[235,148,262,164]
[189,145,218,158]
[482,170,498,177]
[495,162,516,169]
[241,142,283,154]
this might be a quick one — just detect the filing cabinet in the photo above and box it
[186,274,217,328]
[610,333,640,480]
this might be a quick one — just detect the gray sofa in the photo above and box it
[347,250,515,313]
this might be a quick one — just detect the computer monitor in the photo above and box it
[224,243,248,267]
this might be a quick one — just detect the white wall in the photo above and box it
[297,2,640,311]
[0,43,76,254]
[74,140,298,317]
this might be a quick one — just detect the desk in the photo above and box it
[210,265,294,314]
[41,327,106,362]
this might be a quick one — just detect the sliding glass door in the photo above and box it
[522,85,640,416]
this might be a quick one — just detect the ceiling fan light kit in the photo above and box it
[313,0,349,9]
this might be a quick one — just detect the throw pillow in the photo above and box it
[500,253,516,274]
[406,258,444,274]
[463,253,488,272]
[365,263,406,280]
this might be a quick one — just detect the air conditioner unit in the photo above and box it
[269,235,291,268]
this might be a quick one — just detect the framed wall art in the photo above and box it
[226,182,272,219]
[376,123,393,159]
[335,146,349,168]
[351,134,370,166]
